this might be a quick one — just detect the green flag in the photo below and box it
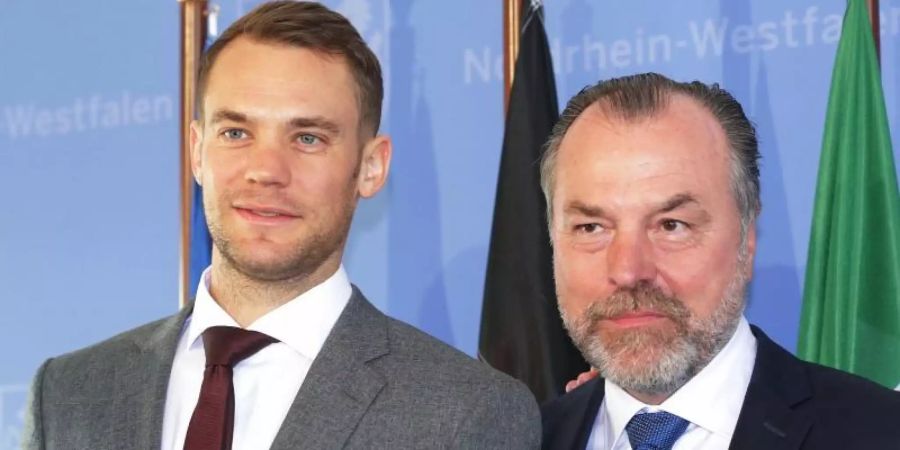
[798,0,900,389]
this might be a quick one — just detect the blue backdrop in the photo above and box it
[3,1,900,447]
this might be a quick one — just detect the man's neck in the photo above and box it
[207,257,340,327]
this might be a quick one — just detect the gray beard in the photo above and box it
[203,179,359,284]
[560,257,748,399]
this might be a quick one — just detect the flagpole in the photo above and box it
[866,0,880,64]
[503,0,522,115]
[179,0,208,307]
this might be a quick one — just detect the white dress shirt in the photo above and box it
[160,266,352,450]
[586,316,757,450]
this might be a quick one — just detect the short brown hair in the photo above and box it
[540,73,761,234]
[196,1,383,134]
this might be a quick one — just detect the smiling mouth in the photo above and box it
[249,210,284,217]
[234,206,300,224]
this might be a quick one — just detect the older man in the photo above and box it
[23,2,539,449]
[540,73,900,449]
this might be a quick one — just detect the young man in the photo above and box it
[23,3,539,449]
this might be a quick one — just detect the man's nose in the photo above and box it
[244,139,291,187]
[606,230,658,289]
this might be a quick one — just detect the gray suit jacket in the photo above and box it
[23,287,540,449]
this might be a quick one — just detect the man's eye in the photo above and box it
[661,219,688,232]
[222,129,247,140]
[575,223,602,233]
[298,134,320,145]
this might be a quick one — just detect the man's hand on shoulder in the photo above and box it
[565,368,599,393]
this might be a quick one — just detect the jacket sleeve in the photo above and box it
[451,377,541,449]
[22,358,51,450]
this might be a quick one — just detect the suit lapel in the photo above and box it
[573,379,605,450]
[544,378,605,450]
[122,305,193,449]
[271,288,389,450]
[729,327,813,450]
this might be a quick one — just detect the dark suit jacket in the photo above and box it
[541,326,900,449]
[24,287,541,449]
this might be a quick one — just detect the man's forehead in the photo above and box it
[559,96,730,166]
[209,40,348,87]
[202,37,359,126]
[553,95,734,212]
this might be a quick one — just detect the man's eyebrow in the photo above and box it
[564,200,606,217]
[655,193,707,216]
[656,193,698,213]
[209,109,248,124]
[207,111,341,135]
[288,116,341,135]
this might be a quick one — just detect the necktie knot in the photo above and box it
[185,326,277,450]
[202,325,277,368]
[625,411,690,450]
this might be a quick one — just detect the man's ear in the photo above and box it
[357,135,392,198]
[190,120,203,185]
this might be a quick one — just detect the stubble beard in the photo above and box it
[204,188,357,284]
[560,253,749,399]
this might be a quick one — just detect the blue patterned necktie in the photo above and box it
[625,411,690,450]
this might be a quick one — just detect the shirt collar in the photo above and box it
[603,316,757,445]
[602,381,650,447]
[187,265,353,361]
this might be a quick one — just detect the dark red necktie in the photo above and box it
[183,326,277,450]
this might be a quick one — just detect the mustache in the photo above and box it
[586,282,691,322]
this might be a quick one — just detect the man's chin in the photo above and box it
[222,247,317,281]
[590,338,695,398]
[227,258,296,280]
[592,326,682,363]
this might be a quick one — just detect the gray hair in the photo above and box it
[539,73,761,236]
